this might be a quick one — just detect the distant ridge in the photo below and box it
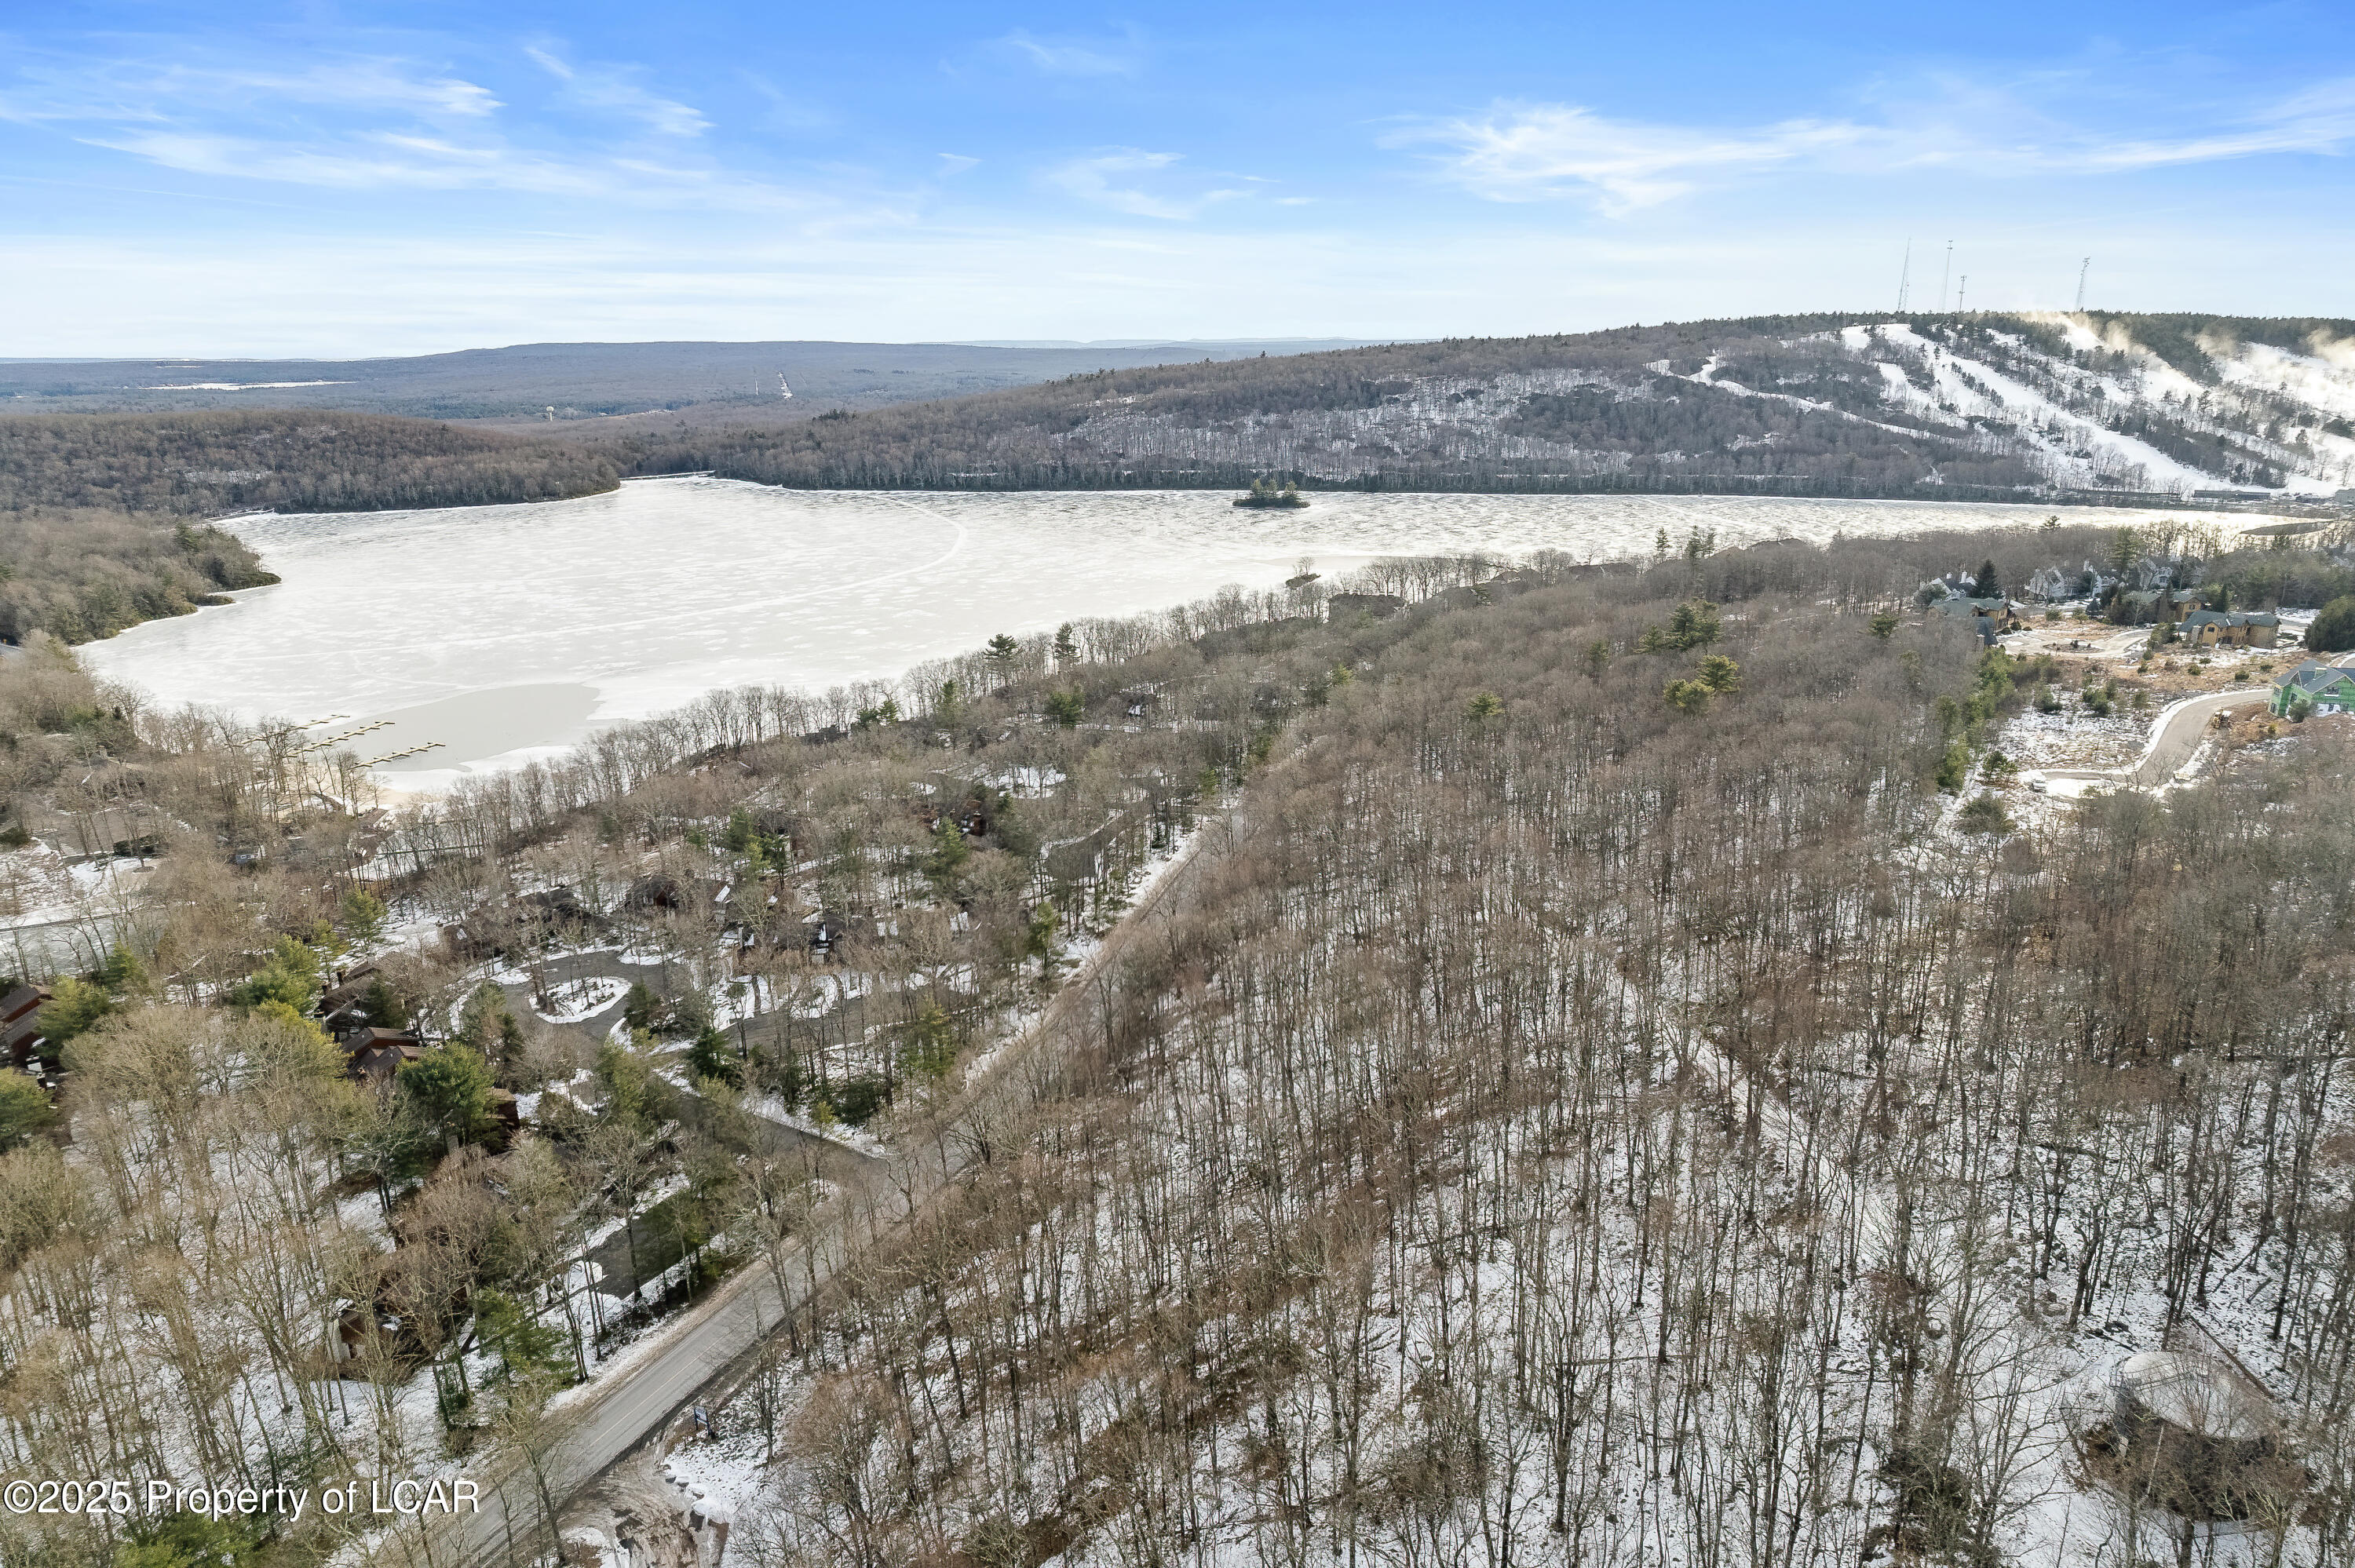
[946,337,1382,351]
[610,311,2355,503]
[0,338,1378,425]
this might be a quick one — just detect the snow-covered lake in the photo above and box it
[81,478,2236,789]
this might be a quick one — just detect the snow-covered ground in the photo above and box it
[531,975,630,1023]
[2000,703,2155,772]
[80,480,2269,790]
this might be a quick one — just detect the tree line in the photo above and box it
[0,410,619,517]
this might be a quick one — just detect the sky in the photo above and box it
[3,2,2352,356]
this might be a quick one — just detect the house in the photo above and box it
[318,965,382,1032]
[2025,565,2072,601]
[1426,571,1544,611]
[626,874,688,912]
[1932,596,2019,645]
[1327,593,1404,623]
[2176,610,2231,644]
[348,1037,423,1084]
[520,886,607,936]
[915,775,995,837]
[342,1026,422,1083]
[2179,611,2281,649]
[804,910,864,958]
[0,983,52,1071]
[1480,568,1546,596]
[2271,661,2355,716]
[1120,686,1162,719]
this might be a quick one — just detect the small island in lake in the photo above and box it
[1234,477,1308,509]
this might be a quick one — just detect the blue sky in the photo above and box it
[4,2,2351,355]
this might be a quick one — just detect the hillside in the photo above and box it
[0,338,1373,425]
[8,525,2355,1566]
[623,311,2355,502]
[0,409,618,516]
[0,512,274,645]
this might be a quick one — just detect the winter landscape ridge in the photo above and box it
[606,310,2355,502]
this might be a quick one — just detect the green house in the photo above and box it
[2271,661,2355,716]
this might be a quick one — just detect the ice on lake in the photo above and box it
[80,478,2226,789]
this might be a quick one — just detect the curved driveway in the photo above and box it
[2034,688,2261,790]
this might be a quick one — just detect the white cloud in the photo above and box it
[0,57,502,126]
[2064,76,2355,170]
[1395,104,1862,212]
[1046,149,1241,220]
[938,153,980,174]
[525,46,708,137]
[78,122,827,213]
[6,40,784,207]
[1400,78,2355,212]
[999,32,1139,77]
[86,127,586,196]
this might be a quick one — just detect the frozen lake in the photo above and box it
[82,479,2218,789]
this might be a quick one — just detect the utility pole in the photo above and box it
[1938,241,1953,312]
[1897,239,1911,312]
[2075,257,2090,312]
[1957,275,1967,313]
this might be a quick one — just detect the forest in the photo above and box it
[0,410,619,516]
[706,532,2355,1568]
[4,515,2353,1566]
[0,510,275,645]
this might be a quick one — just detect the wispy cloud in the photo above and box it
[2,40,805,210]
[1398,78,2355,213]
[89,127,637,199]
[525,46,709,137]
[999,31,1141,78]
[1046,149,1241,219]
[1394,105,1861,212]
[937,153,980,174]
[0,57,502,126]
[2062,75,2355,170]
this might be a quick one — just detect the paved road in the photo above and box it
[494,948,674,1044]
[2033,688,2263,791]
[2025,645,2349,794]
[382,823,1225,1568]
